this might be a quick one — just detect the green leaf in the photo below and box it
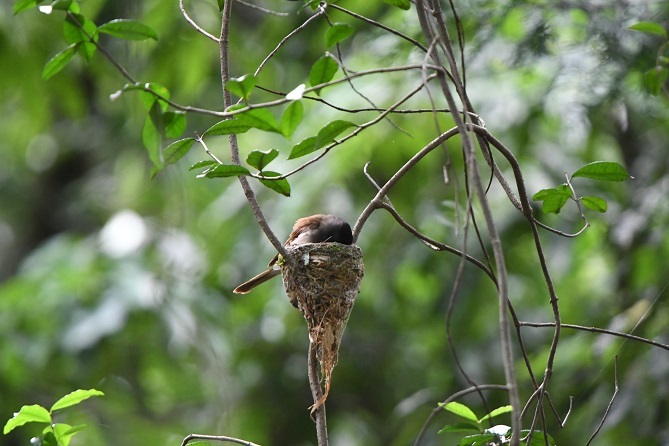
[217,0,225,11]
[643,67,668,96]
[163,111,187,138]
[51,423,76,446]
[258,171,291,197]
[239,108,281,133]
[458,433,496,446]
[383,0,411,10]
[189,160,218,171]
[200,164,250,178]
[42,44,79,80]
[64,13,98,61]
[247,149,279,171]
[305,0,320,11]
[14,0,39,14]
[58,424,88,437]
[518,430,557,446]
[479,405,513,423]
[42,431,58,446]
[225,75,258,101]
[139,83,170,111]
[4,405,51,434]
[580,195,608,213]
[629,21,667,38]
[143,103,163,169]
[325,23,355,47]
[204,118,252,136]
[571,161,631,181]
[280,100,303,138]
[63,13,94,41]
[162,138,195,166]
[204,109,280,136]
[314,119,356,150]
[287,136,317,160]
[309,55,339,94]
[438,401,479,422]
[437,422,481,434]
[51,389,104,412]
[532,184,572,214]
[98,19,158,40]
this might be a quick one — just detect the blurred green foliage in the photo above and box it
[1,1,669,445]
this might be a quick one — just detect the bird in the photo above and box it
[233,214,353,295]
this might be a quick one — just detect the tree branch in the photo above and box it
[181,433,260,446]
[309,341,329,446]
[219,0,287,261]
[180,0,220,42]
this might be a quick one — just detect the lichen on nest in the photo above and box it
[281,243,364,411]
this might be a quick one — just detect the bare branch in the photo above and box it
[585,356,619,446]
[234,0,289,16]
[535,219,590,238]
[414,2,522,441]
[308,342,329,446]
[181,433,260,446]
[354,126,460,241]
[471,125,562,439]
[253,7,324,77]
[377,202,496,282]
[195,132,223,164]
[519,321,669,351]
[329,3,428,52]
[179,0,220,42]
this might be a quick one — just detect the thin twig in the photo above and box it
[444,187,495,422]
[560,396,573,428]
[179,0,220,42]
[153,63,443,118]
[308,342,329,446]
[585,356,619,446]
[234,0,289,16]
[262,73,438,181]
[329,3,428,52]
[377,202,496,281]
[354,126,460,241]
[535,219,590,238]
[519,322,669,351]
[327,29,410,135]
[257,83,483,117]
[195,132,223,164]
[65,12,136,83]
[253,7,324,77]
[181,433,260,446]
[472,124,563,442]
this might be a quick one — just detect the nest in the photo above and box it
[281,243,364,410]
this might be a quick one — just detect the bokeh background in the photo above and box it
[2,1,669,445]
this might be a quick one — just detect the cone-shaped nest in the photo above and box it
[280,243,364,410]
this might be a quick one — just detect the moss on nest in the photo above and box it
[281,243,364,410]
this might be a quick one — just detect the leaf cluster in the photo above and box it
[438,402,555,446]
[532,161,631,214]
[15,1,158,79]
[4,389,104,446]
